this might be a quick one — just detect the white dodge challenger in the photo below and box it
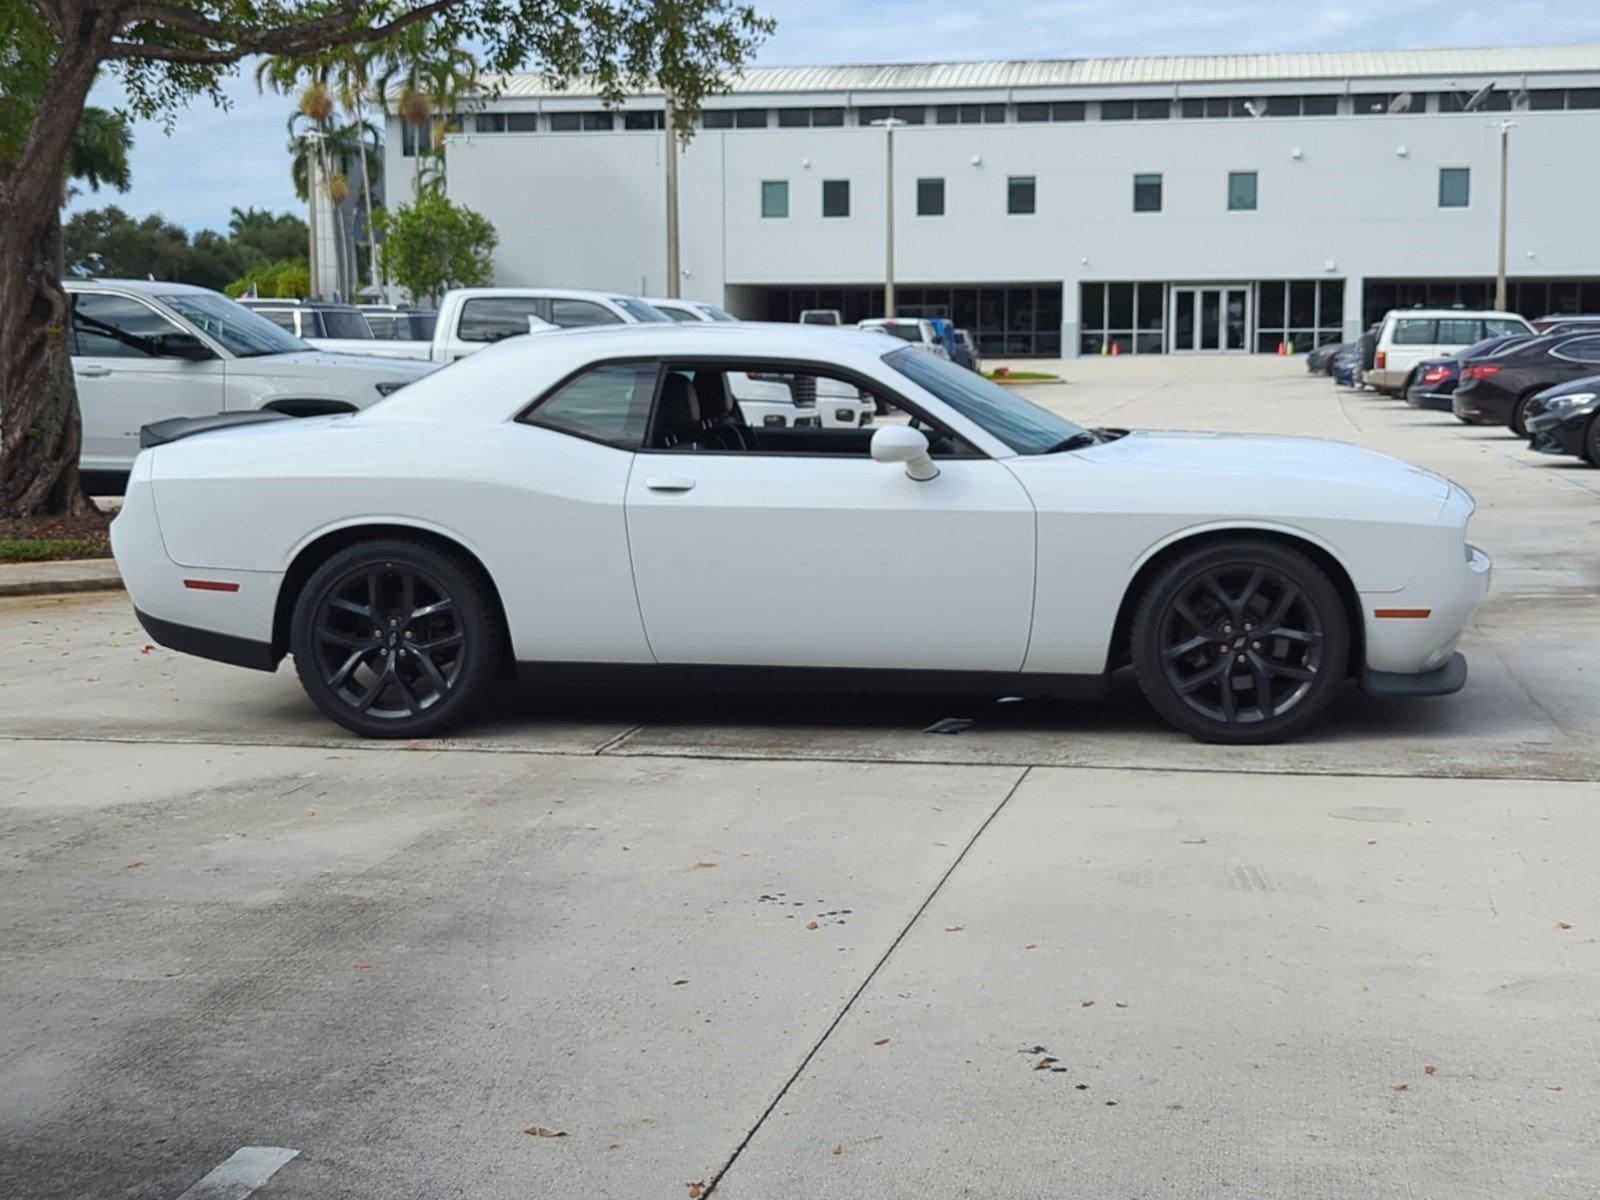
[111,324,1491,743]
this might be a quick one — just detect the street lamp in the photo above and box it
[870,116,907,316]
[1491,119,1518,311]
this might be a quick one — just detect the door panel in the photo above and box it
[625,454,1036,670]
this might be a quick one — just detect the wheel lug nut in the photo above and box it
[1236,654,1246,663]
[1252,641,1261,650]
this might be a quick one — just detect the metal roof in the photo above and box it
[481,43,1600,100]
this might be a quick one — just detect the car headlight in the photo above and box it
[374,381,409,397]
[1540,391,1597,413]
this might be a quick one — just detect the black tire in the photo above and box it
[1130,538,1350,744]
[1584,414,1600,466]
[1510,392,1539,439]
[290,538,501,738]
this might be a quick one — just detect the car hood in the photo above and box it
[235,349,437,380]
[1074,430,1453,500]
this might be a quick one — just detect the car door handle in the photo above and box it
[645,476,697,493]
[76,365,111,378]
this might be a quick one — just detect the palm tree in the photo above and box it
[369,28,479,195]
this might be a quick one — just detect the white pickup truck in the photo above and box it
[65,279,435,489]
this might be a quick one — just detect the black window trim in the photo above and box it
[516,353,986,459]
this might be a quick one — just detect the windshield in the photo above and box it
[885,346,1085,454]
[158,293,306,357]
[703,305,738,322]
[610,296,673,323]
[873,324,923,343]
[659,305,702,324]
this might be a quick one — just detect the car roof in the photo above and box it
[1382,308,1527,320]
[447,286,642,303]
[63,278,216,296]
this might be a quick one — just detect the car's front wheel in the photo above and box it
[290,539,501,738]
[1510,394,1537,438]
[1130,539,1350,744]
[1584,414,1600,466]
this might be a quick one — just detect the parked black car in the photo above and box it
[1524,374,1600,465]
[1533,314,1600,335]
[1404,334,1533,413]
[1305,341,1350,374]
[1453,332,1600,435]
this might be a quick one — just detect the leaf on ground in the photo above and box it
[1115,1001,1128,1008]
[607,1143,620,1150]
[687,1181,707,1198]
[673,979,689,986]
[164,970,184,978]
[523,1126,567,1137]
[831,1143,842,1156]
[693,860,716,869]
[1424,1064,1436,1076]
[354,962,372,970]
[140,645,154,654]
[1546,1084,1563,1092]
[1366,838,1377,845]
[1558,921,1574,930]
[945,925,964,932]
[1024,943,1037,950]
[127,861,142,869]
[873,1037,890,1046]
[1033,1056,1058,1070]
[1392,1083,1408,1092]
[1081,999,1094,1008]
[306,809,316,817]
[805,921,819,930]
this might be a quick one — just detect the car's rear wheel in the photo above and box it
[1584,414,1600,466]
[1130,539,1350,744]
[290,539,501,738]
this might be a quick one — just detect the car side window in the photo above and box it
[1556,336,1600,364]
[1391,319,1438,345]
[523,361,659,448]
[255,309,298,333]
[1436,319,1481,344]
[71,293,179,358]
[459,297,544,342]
[549,299,623,329]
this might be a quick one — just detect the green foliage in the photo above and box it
[225,258,311,299]
[229,207,312,263]
[0,536,95,562]
[373,193,497,305]
[63,206,309,293]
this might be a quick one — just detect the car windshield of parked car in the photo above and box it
[610,297,673,323]
[702,305,738,322]
[321,310,374,339]
[158,293,307,357]
[885,346,1085,454]
[873,324,923,343]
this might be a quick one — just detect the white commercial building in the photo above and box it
[383,43,1600,356]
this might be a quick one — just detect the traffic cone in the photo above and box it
[1100,341,1109,356]
[1110,342,1121,357]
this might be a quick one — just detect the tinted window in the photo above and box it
[1436,319,1484,344]
[822,179,850,218]
[1007,176,1035,215]
[1438,167,1470,208]
[659,305,702,324]
[609,297,671,323]
[549,298,623,328]
[917,177,944,216]
[702,306,737,322]
[1484,318,1526,337]
[254,309,298,333]
[71,293,177,358]
[1133,173,1162,212]
[321,310,373,339]
[885,347,1083,455]
[1391,318,1438,345]
[761,179,788,218]
[1556,336,1600,364]
[158,292,305,357]
[459,297,543,342]
[526,362,658,447]
[1227,171,1257,211]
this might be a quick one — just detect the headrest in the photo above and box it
[693,370,731,419]
[658,373,699,427]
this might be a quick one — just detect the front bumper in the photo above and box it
[1360,543,1491,678]
[1363,652,1467,698]
[1526,406,1595,458]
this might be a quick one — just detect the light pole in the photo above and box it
[870,116,906,316]
[663,89,681,299]
[1492,119,1517,311]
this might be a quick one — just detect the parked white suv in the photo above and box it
[1368,308,1533,393]
[857,317,950,359]
[65,279,435,487]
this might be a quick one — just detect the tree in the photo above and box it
[63,205,255,290]
[228,206,310,265]
[226,258,311,298]
[1,0,771,518]
[373,191,495,305]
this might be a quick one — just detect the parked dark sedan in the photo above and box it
[1453,331,1600,435]
[1333,344,1360,388]
[1306,341,1350,374]
[1405,334,1533,412]
[1524,374,1600,464]
[1533,314,1600,335]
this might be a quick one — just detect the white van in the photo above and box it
[1368,309,1533,392]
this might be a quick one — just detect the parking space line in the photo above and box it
[699,765,1034,1197]
[174,1147,299,1199]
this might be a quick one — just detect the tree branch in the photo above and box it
[110,0,463,64]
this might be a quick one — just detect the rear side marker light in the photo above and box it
[1374,608,1431,619]
[183,579,240,593]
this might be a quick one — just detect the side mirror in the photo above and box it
[152,331,212,361]
[870,425,939,481]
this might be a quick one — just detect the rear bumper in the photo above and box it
[135,608,279,671]
[1362,651,1467,698]
[1405,389,1455,411]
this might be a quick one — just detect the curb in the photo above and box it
[0,559,124,599]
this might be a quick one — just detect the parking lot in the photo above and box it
[5,355,1600,1198]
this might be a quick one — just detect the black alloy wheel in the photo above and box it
[291,539,499,737]
[1585,413,1600,466]
[1131,539,1349,743]
[1511,394,1537,439]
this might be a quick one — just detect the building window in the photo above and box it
[1016,101,1086,123]
[933,104,1006,125]
[400,117,431,156]
[916,177,944,216]
[822,179,850,218]
[550,111,614,131]
[777,107,845,127]
[1007,176,1035,215]
[473,113,506,133]
[1227,171,1257,211]
[1102,99,1169,120]
[505,113,539,132]
[1257,280,1345,353]
[1351,92,1425,115]
[623,111,664,130]
[1133,173,1162,212]
[703,108,768,129]
[1438,167,1470,208]
[858,105,925,125]
[761,180,789,219]
[1079,281,1165,355]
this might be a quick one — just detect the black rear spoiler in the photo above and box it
[140,410,292,449]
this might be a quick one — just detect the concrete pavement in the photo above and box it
[3,355,1598,1198]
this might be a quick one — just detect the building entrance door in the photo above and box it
[1170,286,1249,352]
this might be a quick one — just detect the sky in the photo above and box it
[72,0,1600,233]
